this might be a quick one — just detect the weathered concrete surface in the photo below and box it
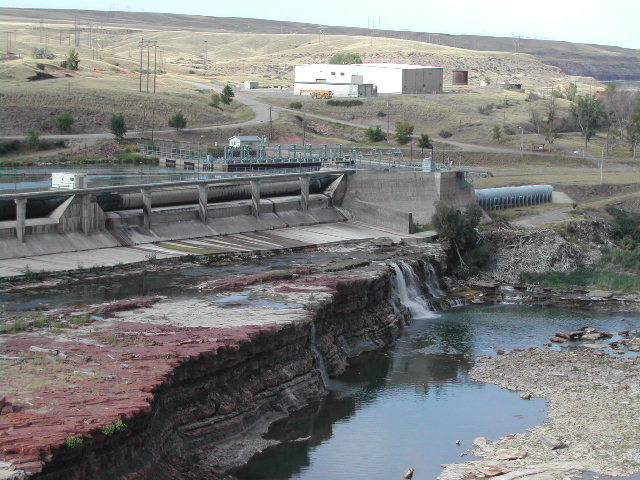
[0,194,344,261]
[342,170,475,227]
[0,221,423,279]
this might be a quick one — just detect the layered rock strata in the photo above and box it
[0,257,430,479]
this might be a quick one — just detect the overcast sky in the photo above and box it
[7,0,639,49]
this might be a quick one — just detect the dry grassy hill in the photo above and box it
[2,7,638,80]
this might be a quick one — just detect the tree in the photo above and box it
[571,94,604,156]
[431,202,489,274]
[55,113,74,132]
[565,82,578,102]
[546,95,558,124]
[365,126,385,142]
[221,84,234,105]
[629,96,640,159]
[529,107,542,134]
[109,114,127,140]
[66,49,79,70]
[26,129,40,148]
[168,112,187,131]
[417,133,433,158]
[492,124,502,143]
[328,53,362,65]
[395,122,414,145]
[542,124,560,146]
[209,93,222,108]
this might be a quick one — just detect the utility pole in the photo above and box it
[386,102,390,141]
[146,41,150,93]
[139,38,144,93]
[204,40,207,69]
[153,41,158,93]
[269,104,273,141]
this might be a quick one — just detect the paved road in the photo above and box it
[1,77,529,156]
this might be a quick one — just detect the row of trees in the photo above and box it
[528,85,640,158]
[364,123,434,155]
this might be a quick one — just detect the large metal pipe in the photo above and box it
[475,185,553,210]
[0,175,337,220]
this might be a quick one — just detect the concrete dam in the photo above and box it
[0,170,475,262]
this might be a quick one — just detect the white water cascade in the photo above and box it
[309,321,330,387]
[422,260,446,298]
[390,261,438,320]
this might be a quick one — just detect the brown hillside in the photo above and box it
[2,7,638,81]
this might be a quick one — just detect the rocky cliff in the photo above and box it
[1,251,445,479]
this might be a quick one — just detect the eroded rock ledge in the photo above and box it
[1,249,444,480]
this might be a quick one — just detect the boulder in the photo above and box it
[494,448,528,460]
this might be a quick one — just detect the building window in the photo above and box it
[340,72,345,76]
[331,72,336,75]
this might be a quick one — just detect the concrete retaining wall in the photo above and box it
[340,170,475,228]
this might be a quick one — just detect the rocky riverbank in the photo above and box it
[440,340,640,480]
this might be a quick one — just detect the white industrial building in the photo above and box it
[294,63,443,97]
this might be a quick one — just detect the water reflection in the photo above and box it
[233,306,639,480]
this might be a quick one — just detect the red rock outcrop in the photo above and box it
[0,265,408,479]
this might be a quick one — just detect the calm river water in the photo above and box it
[232,305,639,480]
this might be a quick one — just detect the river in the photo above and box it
[232,304,639,480]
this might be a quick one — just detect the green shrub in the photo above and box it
[377,111,387,117]
[289,101,303,109]
[326,99,362,107]
[0,139,22,155]
[65,436,84,448]
[328,53,362,64]
[365,126,385,142]
[32,47,55,59]
[478,103,495,115]
[103,419,127,436]
[439,129,453,138]
[55,113,75,132]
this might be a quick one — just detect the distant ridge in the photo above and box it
[1,7,638,81]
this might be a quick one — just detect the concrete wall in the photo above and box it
[340,170,475,229]
[0,194,346,260]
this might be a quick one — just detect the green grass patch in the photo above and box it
[0,312,48,334]
[520,268,640,291]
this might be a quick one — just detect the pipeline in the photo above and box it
[475,184,553,210]
[0,175,337,221]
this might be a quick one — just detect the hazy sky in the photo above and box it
[7,0,639,49]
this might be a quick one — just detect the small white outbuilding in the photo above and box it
[228,136,264,147]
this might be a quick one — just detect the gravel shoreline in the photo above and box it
[440,345,640,480]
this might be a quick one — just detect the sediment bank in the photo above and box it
[440,346,640,480]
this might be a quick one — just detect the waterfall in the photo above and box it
[422,260,446,298]
[309,321,330,388]
[390,261,437,320]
